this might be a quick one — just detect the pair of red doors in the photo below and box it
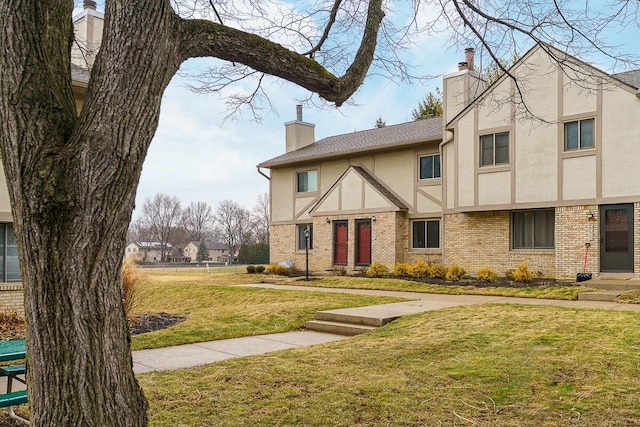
[334,220,371,265]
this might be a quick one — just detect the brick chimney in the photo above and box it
[285,105,315,153]
[465,47,475,70]
[442,47,486,124]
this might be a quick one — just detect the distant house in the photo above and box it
[183,241,230,263]
[125,242,172,263]
[258,44,640,280]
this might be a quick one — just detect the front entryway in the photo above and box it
[333,221,348,265]
[355,220,371,265]
[600,204,634,272]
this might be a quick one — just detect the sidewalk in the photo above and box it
[132,284,640,373]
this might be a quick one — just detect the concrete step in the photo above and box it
[304,320,377,336]
[587,280,640,291]
[315,310,399,328]
[578,289,623,302]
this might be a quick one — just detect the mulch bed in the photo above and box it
[0,312,188,341]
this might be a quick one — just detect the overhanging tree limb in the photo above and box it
[176,0,384,106]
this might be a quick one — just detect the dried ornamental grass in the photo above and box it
[122,256,142,320]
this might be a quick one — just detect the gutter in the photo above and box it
[256,166,270,180]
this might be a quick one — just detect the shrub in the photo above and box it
[246,265,256,274]
[338,266,347,276]
[511,263,535,283]
[288,266,301,276]
[430,263,447,279]
[505,269,516,281]
[366,262,389,278]
[255,265,265,273]
[446,264,466,281]
[476,267,498,283]
[392,262,412,277]
[410,259,431,278]
[265,264,289,276]
[122,257,142,320]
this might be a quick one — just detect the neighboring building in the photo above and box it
[0,1,98,314]
[259,44,640,280]
[125,242,169,262]
[183,241,230,263]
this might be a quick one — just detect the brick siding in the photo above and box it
[0,283,24,317]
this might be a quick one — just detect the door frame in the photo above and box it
[599,203,634,272]
[355,219,372,266]
[333,220,348,265]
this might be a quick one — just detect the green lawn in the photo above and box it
[140,304,640,426]
[130,271,404,350]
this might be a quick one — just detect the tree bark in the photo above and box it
[0,0,384,425]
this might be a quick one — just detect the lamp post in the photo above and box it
[304,225,310,281]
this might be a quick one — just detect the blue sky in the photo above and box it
[73,2,640,215]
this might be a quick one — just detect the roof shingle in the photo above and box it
[258,116,443,168]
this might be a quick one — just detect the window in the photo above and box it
[512,210,555,249]
[298,224,313,250]
[564,119,594,151]
[419,154,441,180]
[0,224,20,282]
[480,132,509,166]
[412,220,440,249]
[297,170,317,192]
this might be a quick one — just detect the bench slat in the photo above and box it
[0,390,28,407]
[0,365,26,375]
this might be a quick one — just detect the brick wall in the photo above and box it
[443,210,556,278]
[0,283,24,317]
[270,211,404,272]
[554,205,598,280]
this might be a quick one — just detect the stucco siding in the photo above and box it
[456,115,475,207]
[562,156,597,200]
[270,168,295,221]
[514,123,557,203]
[373,151,414,204]
[478,171,511,205]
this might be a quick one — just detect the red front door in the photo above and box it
[334,221,348,265]
[356,220,371,265]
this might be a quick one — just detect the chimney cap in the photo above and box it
[458,61,469,71]
[296,104,303,121]
[465,47,475,53]
[84,0,97,10]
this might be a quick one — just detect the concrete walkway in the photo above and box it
[131,283,640,373]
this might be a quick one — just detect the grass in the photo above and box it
[617,289,640,304]
[140,304,640,426]
[130,270,403,350]
[280,276,594,300]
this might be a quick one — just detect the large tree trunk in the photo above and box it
[0,0,382,424]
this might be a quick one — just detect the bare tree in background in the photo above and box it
[182,201,215,242]
[0,0,637,424]
[214,200,253,262]
[141,194,182,261]
[252,193,270,245]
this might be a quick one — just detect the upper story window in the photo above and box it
[419,154,441,180]
[564,118,594,151]
[297,170,317,193]
[480,132,509,167]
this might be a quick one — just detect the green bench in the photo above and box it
[0,390,27,407]
[1,364,26,376]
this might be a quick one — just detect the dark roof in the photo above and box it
[351,166,408,210]
[190,241,228,250]
[258,116,443,168]
[612,69,640,89]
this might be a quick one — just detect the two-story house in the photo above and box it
[183,241,230,263]
[259,44,640,280]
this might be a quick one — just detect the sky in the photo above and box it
[73,2,640,218]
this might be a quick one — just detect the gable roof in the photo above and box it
[309,165,408,215]
[445,43,640,129]
[258,116,443,168]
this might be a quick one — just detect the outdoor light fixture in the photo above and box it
[326,217,331,224]
[586,210,595,221]
[372,215,376,222]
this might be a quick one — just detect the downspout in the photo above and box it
[256,166,270,180]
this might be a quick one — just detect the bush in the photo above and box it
[366,262,389,278]
[122,257,142,320]
[446,264,466,281]
[476,267,498,283]
[392,262,412,277]
[265,264,290,276]
[338,266,347,276]
[430,263,447,279]
[255,265,265,273]
[246,265,256,274]
[511,263,535,283]
[410,259,431,278]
